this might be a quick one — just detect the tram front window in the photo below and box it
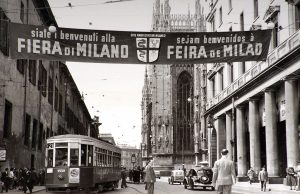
[70,149,79,166]
[47,149,53,167]
[55,148,68,166]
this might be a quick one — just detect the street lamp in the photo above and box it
[131,154,136,169]
[48,24,57,33]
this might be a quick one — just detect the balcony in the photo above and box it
[206,29,300,110]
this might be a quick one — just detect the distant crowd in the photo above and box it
[128,166,145,183]
[0,168,45,193]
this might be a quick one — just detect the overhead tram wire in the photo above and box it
[0,0,136,12]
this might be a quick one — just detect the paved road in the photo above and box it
[38,178,215,194]
[33,178,295,194]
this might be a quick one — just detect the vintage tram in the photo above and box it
[45,134,121,192]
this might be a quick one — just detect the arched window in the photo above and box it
[175,71,194,154]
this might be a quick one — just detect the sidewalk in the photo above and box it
[233,182,300,194]
[1,186,45,194]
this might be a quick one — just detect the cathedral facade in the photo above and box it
[141,0,207,174]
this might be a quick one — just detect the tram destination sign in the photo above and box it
[9,22,272,64]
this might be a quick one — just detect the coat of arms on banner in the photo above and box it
[136,38,160,63]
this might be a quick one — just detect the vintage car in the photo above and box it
[168,170,184,184]
[183,162,215,191]
[154,170,161,179]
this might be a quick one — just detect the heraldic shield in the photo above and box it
[136,37,160,63]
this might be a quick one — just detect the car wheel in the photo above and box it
[212,186,215,191]
[183,181,187,189]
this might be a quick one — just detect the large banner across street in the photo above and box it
[9,22,272,64]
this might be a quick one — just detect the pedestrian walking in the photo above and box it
[2,168,10,192]
[38,169,45,186]
[141,167,145,182]
[22,168,34,194]
[258,167,268,192]
[286,167,297,190]
[212,149,236,194]
[144,160,156,194]
[120,167,127,188]
[129,169,133,182]
[0,172,3,192]
[9,168,15,189]
[247,167,255,185]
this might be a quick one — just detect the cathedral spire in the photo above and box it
[195,0,201,17]
[164,0,171,17]
[155,0,160,15]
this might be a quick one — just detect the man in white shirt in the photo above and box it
[212,149,236,194]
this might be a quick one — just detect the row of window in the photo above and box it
[16,59,89,136]
[211,0,257,31]
[47,143,121,167]
[24,112,55,150]
[207,1,300,98]
[3,99,55,150]
[16,59,60,109]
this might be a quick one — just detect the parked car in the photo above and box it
[168,170,184,184]
[183,162,215,191]
[154,170,161,179]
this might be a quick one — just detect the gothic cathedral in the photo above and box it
[141,0,206,174]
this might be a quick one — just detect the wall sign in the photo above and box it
[0,149,6,161]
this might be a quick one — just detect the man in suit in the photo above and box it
[258,167,268,192]
[120,167,127,188]
[144,160,156,194]
[212,149,236,194]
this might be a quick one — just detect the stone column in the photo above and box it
[248,98,261,172]
[264,89,279,176]
[285,78,299,168]
[236,105,247,177]
[216,116,226,158]
[226,112,233,161]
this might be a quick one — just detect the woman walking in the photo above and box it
[286,167,297,190]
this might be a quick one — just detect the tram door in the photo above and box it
[80,144,94,187]
[88,145,93,166]
[80,144,93,166]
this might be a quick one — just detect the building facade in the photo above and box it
[118,144,142,170]
[99,133,116,145]
[202,0,300,182]
[0,0,98,170]
[141,0,207,174]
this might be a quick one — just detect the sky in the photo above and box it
[48,0,196,147]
